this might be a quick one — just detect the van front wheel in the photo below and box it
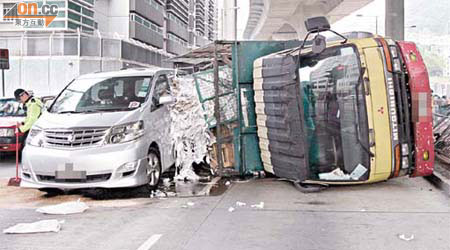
[146,148,161,188]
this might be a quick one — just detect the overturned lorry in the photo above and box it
[171,17,434,185]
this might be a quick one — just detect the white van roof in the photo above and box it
[78,67,174,79]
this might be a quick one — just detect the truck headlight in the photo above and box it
[402,157,409,169]
[389,46,398,58]
[107,121,144,144]
[26,127,44,147]
[393,58,401,72]
[401,144,409,155]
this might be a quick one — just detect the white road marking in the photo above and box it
[137,234,163,250]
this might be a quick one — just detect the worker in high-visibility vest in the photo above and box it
[14,89,43,135]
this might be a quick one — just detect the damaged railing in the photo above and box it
[434,112,450,163]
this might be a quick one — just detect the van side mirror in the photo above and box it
[159,95,175,105]
[44,100,53,109]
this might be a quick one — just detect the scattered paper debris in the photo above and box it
[319,168,351,180]
[225,181,231,186]
[168,76,212,181]
[251,202,265,209]
[181,205,188,208]
[163,178,171,187]
[166,192,177,197]
[398,234,415,241]
[350,164,368,180]
[36,200,88,215]
[187,202,195,207]
[228,207,235,212]
[236,201,246,207]
[3,220,64,234]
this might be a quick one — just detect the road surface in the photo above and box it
[0,154,449,250]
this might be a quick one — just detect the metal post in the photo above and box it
[1,69,5,97]
[234,0,238,41]
[375,16,378,35]
[213,43,223,175]
[386,0,404,40]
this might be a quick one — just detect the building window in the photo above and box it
[57,10,66,17]
[168,13,187,29]
[146,0,163,11]
[68,21,81,30]
[168,33,188,47]
[68,11,81,22]
[82,26,94,33]
[82,16,94,27]
[48,20,66,28]
[130,13,163,35]
[82,7,94,17]
[47,1,66,7]
[68,2,82,12]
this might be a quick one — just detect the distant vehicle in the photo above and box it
[0,98,26,157]
[21,68,176,191]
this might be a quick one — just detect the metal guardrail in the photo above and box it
[433,112,450,163]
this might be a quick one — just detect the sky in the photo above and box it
[218,0,249,39]
[332,0,385,35]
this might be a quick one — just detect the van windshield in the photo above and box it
[50,76,153,114]
[299,45,370,180]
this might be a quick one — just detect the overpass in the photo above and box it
[243,0,374,40]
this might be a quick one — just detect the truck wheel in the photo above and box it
[146,147,162,188]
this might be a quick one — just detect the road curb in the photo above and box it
[425,171,450,197]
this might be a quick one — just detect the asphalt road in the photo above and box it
[0,154,17,179]
[0,154,449,250]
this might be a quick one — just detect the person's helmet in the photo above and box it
[14,88,27,100]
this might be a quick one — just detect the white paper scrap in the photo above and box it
[398,234,415,241]
[36,200,89,215]
[236,201,246,207]
[168,77,212,181]
[350,164,368,180]
[251,202,265,209]
[319,168,351,180]
[3,220,64,234]
[228,207,235,212]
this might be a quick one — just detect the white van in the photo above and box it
[21,68,176,190]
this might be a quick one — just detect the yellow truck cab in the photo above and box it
[253,17,434,185]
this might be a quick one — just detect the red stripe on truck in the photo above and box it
[397,41,434,177]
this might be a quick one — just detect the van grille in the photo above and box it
[43,128,109,148]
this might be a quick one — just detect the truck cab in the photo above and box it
[253,17,434,184]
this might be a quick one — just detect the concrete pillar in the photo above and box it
[385,0,404,40]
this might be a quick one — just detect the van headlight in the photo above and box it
[107,121,144,144]
[26,127,44,147]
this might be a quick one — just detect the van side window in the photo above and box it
[153,74,170,106]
